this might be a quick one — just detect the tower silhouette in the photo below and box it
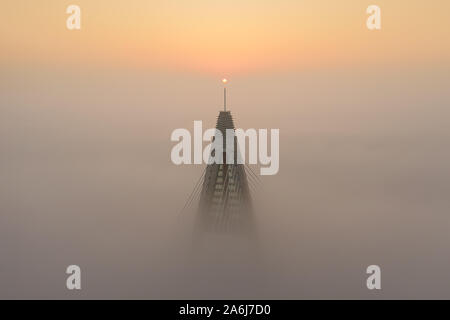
[194,110,254,236]
[192,84,255,240]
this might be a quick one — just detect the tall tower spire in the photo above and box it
[224,87,226,111]
[222,78,228,111]
[192,81,254,237]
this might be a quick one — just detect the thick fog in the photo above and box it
[1,65,450,298]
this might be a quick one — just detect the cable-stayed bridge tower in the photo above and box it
[182,80,258,241]
[195,109,254,236]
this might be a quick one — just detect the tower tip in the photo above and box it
[222,78,228,112]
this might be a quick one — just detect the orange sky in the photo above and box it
[1,0,449,74]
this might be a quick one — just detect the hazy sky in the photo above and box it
[2,0,450,73]
[1,1,450,299]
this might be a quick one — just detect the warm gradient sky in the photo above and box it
[1,1,450,299]
[1,0,450,74]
